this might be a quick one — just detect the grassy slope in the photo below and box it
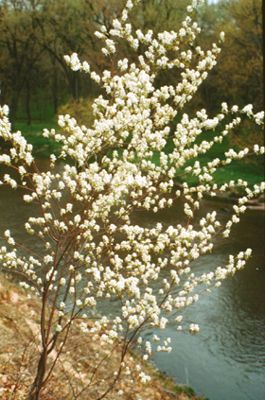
[14,119,264,187]
[153,133,264,187]
[14,120,60,158]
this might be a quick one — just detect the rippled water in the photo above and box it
[0,164,264,400]
[140,206,265,400]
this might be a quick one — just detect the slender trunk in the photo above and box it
[10,90,19,125]
[28,348,47,400]
[75,75,79,101]
[29,288,49,400]
[0,82,8,104]
[73,73,79,101]
[67,72,79,101]
[52,58,59,114]
[262,0,265,119]
[26,80,32,125]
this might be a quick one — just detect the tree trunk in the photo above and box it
[26,80,32,125]
[28,348,47,400]
[262,0,265,118]
[66,72,79,101]
[72,73,79,100]
[52,57,59,114]
[10,90,19,125]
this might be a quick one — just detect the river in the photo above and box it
[0,164,264,400]
[139,203,265,400]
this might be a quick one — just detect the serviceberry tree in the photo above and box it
[0,0,264,399]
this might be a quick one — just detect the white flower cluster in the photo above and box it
[0,0,264,395]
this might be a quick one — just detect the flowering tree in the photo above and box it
[0,0,264,399]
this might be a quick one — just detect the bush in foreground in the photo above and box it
[0,0,264,399]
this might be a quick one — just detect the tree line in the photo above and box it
[0,0,262,125]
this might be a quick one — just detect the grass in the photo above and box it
[190,132,264,186]
[13,119,61,158]
[155,371,199,398]
[12,118,264,187]
[152,133,264,187]
[178,150,264,187]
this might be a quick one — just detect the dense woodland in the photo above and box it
[0,0,263,125]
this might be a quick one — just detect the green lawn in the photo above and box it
[13,120,60,158]
[183,135,264,186]
[151,133,264,187]
[12,120,264,187]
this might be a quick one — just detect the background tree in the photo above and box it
[0,0,263,129]
[0,0,44,122]
[215,0,262,111]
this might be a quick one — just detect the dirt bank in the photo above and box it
[0,275,203,400]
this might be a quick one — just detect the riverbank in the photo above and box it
[12,119,264,188]
[0,274,204,400]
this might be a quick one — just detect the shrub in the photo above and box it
[58,97,95,128]
[0,0,264,399]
